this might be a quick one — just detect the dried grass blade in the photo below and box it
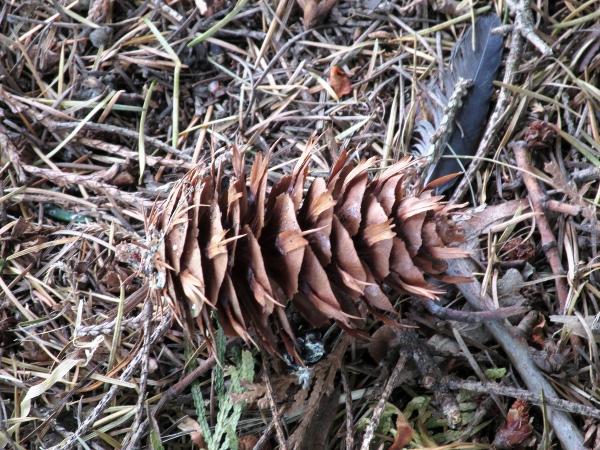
[46,92,115,160]
[143,18,181,150]
[139,80,157,183]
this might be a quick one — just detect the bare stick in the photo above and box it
[252,408,283,450]
[48,121,192,161]
[446,378,600,420]
[121,300,154,448]
[0,123,26,182]
[21,163,154,208]
[262,358,288,450]
[77,137,197,170]
[420,297,529,323]
[340,363,354,450]
[445,257,585,450]
[506,0,553,57]
[511,141,569,313]
[359,354,407,450]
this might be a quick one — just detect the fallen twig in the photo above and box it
[511,141,569,313]
[121,300,154,448]
[48,121,192,161]
[262,357,288,450]
[446,378,600,420]
[446,257,585,450]
[252,406,286,450]
[506,0,553,57]
[340,363,354,450]
[359,354,407,450]
[420,297,529,323]
[21,163,154,208]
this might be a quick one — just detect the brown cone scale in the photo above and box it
[146,144,470,360]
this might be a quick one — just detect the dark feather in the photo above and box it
[413,14,504,194]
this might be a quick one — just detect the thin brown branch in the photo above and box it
[59,311,172,450]
[420,297,530,323]
[511,141,570,312]
[446,377,600,420]
[506,0,553,57]
[340,363,354,450]
[262,358,288,450]
[359,354,407,450]
[20,163,154,208]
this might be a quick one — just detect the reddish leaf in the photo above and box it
[531,315,546,346]
[329,66,352,97]
[494,399,534,449]
[390,411,415,450]
[177,417,205,447]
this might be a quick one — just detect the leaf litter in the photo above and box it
[0,1,600,450]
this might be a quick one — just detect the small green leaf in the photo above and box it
[424,416,447,429]
[459,402,478,412]
[404,396,430,419]
[485,367,507,380]
[149,415,166,450]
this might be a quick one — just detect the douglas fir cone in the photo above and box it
[144,144,470,361]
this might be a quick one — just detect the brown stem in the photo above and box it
[340,363,354,450]
[21,163,154,208]
[420,297,529,323]
[511,141,569,313]
[252,407,285,450]
[262,358,288,450]
[506,0,553,57]
[545,199,581,216]
[359,354,407,450]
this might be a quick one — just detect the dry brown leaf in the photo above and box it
[390,411,415,450]
[328,66,352,98]
[177,417,206,447]
[494,399,534,448]
[296,0,340,29]
[239,434,266,450]
[531,315,546,346]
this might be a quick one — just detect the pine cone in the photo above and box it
[145,145,469,359]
